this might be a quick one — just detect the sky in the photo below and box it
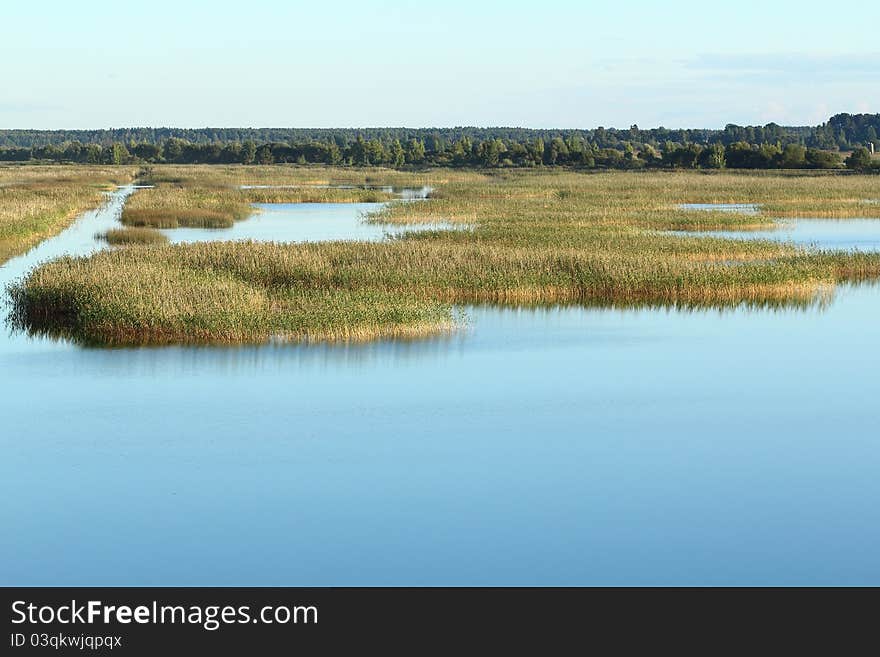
[2,0,878,130]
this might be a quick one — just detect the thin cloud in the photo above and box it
[687,53,880,79]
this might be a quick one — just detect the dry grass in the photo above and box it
[0,165,137,263]
[101,227,169,245]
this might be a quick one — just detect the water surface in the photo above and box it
[676,218,880,252]
[2,191,880,585]
[163,202,461,244]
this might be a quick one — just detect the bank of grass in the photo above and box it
[122,170,400,228]
[121,184,252,228]
[12,167,880,345]
[244,187,396,204]
[101,227,169,245]
[0,165,137,263]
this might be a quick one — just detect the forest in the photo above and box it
[0,113,877,171]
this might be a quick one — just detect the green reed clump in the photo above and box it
[121,185,252,228]
[244,187,395,204]
[101,227,169,245]
[9,248,453,345]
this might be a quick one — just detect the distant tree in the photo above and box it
[845,147,873,171]
[241,141,257,164]
[726,142,772,168]
[699,143,726,169]
[62,141,85,162]
[780,143,806,168]
[85,144,102,164]
[255,144,274,165]
[364,139,387,164]
[639,144,660,165]
[805,148,843,169]
[326,141,342,165]
[349,136,367,165]
[546,137,569,165]
[578,146,596,168]
[405,138,426,164]
[478,139,505,167]
[528,138,544,165]
[162,138,185,162]
[389,139,406,167]
[129,142,161,162]
[106,142,130,165]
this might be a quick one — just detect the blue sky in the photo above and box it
[2,1,878,129]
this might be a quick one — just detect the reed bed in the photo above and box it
[244,187,395,204]
[0,165,137,263]
[123,176,400,229]
[101,227,169,245]
[121,185,252,228]
[12,166,880,345]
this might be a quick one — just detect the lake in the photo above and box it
[2,189,880,585]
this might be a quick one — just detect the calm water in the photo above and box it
[162,186,459,244]
[2,190,880,585]
[163,203,462,244]
[677,218,880,252]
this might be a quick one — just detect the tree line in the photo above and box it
[1,113,877,171]
[3,114,878,150]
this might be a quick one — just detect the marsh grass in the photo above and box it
[13,166,880,345]
[0,165,137,263]
[101,227,169,245]
[122,176,399,229]
[244,187,395,204]
[121,185,252,228]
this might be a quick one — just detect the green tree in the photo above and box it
[389,139,406,167]
[478,139,505,167]
[405,138,426,164]
[547,137,569,165]
[350,136,367,165]
[162,138,185,162]
[327,141,342,165]
[780,144,806,168]
[699,143,726,169]
[805,148,842,169]
[241,141,257,164]
[255,145,274,165]
[845,147,873,171]
[529,138,544,165]
[106,142,130,165]
[362,139,383,164]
